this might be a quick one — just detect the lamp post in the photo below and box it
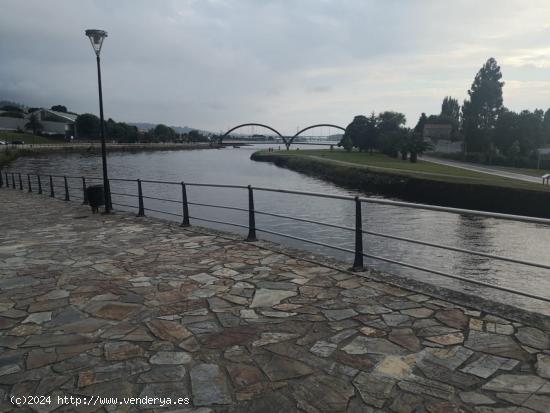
[85,29,111,213]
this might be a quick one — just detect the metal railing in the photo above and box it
[2,168,550,304]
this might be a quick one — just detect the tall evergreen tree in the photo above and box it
[441,97,460,124]
[462,58,504,152]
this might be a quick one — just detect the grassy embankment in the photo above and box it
[251,149,550,217]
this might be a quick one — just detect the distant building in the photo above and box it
[0,108,77,137]
[423,123,452,140]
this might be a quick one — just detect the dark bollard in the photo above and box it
[246,185,257,241]
[37,175,42,195]
[82,177,88,205]
[64,176,69,201]
[352,196,365,271]
[18,173,23,190]
[0,169,3,188]
[49,176,54,198]
[27,174,32,193]
[180,182,190,227]
[137,179,145,217]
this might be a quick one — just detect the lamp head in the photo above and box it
[85,29,108,56]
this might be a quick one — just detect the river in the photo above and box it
[9,145,550,314]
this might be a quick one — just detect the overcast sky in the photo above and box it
[2,0,550,135]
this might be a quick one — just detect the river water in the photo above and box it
[9,145,550,313]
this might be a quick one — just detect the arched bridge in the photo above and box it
[220,123,345,149]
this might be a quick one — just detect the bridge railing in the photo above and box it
[2,168,550,305]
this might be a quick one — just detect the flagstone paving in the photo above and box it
[1,189,550,412]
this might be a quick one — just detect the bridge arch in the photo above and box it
[288,124,345,149]
[220,123,284,145]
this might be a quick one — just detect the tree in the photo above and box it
[152,124,176,141]
[543,108,550,144]
[51,105,68,113]
[462,58,504,153]
[25,113,43,135]
[441,97,460,125]
[342,115,375,152]
[75,113,100,139]
[338,134,353,152]
[377,111,407,157]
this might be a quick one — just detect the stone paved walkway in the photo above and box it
[1,189,550,413]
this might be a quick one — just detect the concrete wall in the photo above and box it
[0,116,27,131]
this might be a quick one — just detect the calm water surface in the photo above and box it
[10,145,550,311]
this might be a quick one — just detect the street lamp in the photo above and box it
[85,29,111,213]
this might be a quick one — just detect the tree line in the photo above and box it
[339,57,550,167]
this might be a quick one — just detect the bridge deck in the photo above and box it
[1,189,549,412]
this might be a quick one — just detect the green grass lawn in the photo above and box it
[0,131,61,144]
[260,149,550,192]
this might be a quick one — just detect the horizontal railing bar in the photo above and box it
[256,227,355,254]
[109,178,137,182]
[142,195,182,203]
[188,215,249,229]
[140,179,180,185]
[255,209,355,232]
[112,202,137,209]
[110,191,139,198]
[143,207,182,217]
[364,229,550,270]
[185,182,248,189]
[363,252,550,304]
[188,201,248,213]
[359,198,550,226]
[253,186,353,201]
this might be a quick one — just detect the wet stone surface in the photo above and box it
[0,190,549,412]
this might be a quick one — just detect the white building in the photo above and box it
[0,108,77,137]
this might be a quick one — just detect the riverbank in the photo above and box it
[1,188,549,412]
[251,150,550,218]
[0,142,212,167]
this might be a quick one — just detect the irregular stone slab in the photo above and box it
[460,354,519,378]
[137,365,187,383]
[23,333,97,348]
[426,332,464,346]
[190,273,219,285]
[27,348,58,369]
[309,340,337,358]
[201,326,257,349]
[459,391,496,405]
[353,372,396,408]
[419,346,474,370]
[78,359,150,387]
[342,336,407,356]
[389,328,422,351]
[260,310,297,318]
[537,353,550,379]
[356,304,392,315]
[390,392,425,413]
[516,327,549,350]
[322,308,358,321]
[483,374,550,394]
[374,355,412,379]
[341,287,381,299]
[252,332,300,347]
[465,330,529,361]
[0,364,21,376]
[255,353,313,381]
[435,309,469,329]
[84,301,142,320]
[146,319,193,342]
[104,341,146,361]
[291,374,355,412]
[398,375,455,400]
[250,289,297,308]
[190,363,232,406]
[187,321,223,335]
[382,313,412,327]
[417,360,482,390]
[150,351,192,365]
[226,364,264,389]
[401,307,434,318]
[22,312,52,324]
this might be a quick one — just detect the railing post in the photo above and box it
[246,185,257,241]
[352,196,365,271]
[11,173,15,189]
[82,177,88,205]
[0,169,3,188]
[180,182,190,227]
[107,179,112,212]
[37,175,42,195]
[137,179,145,217]
[64,176,69,201]
[27,174,32,193]
[49,175,54,198]
[5,171,8,188]
[18,173,23,190]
